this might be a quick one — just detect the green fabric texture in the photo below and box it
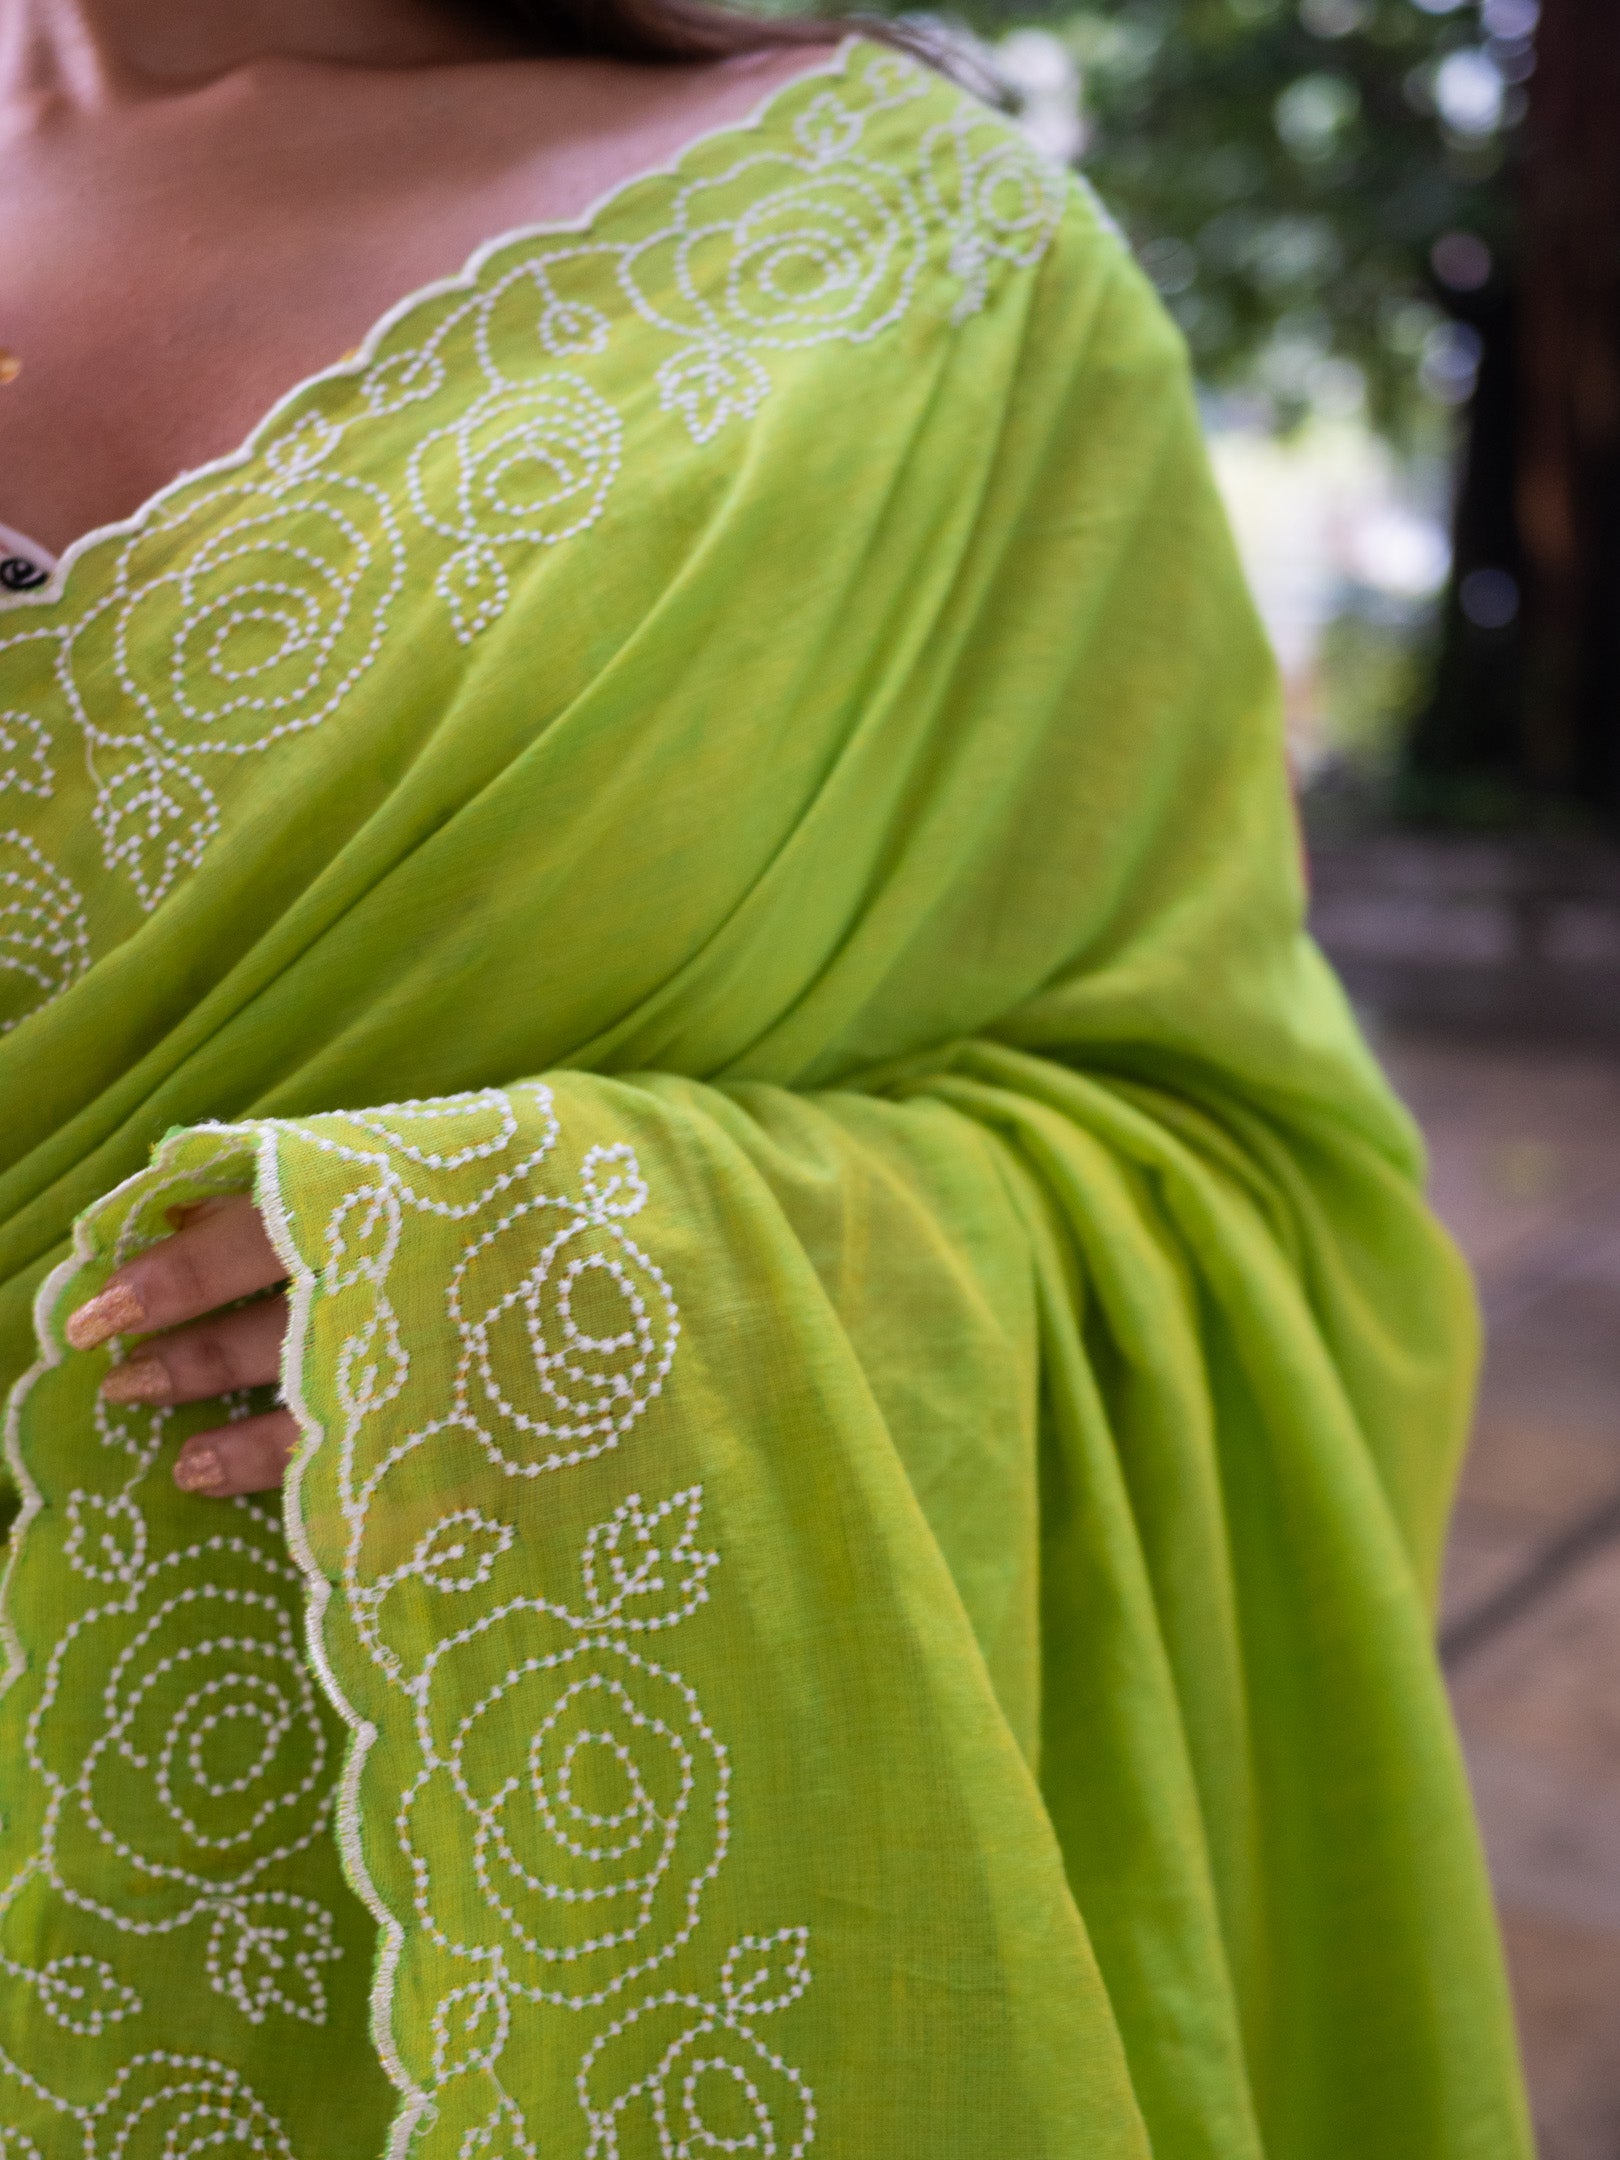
[0,40,1527,2159]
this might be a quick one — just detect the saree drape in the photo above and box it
[0,41,1528,2160]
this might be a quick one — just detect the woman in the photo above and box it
[0,1,1529,2154]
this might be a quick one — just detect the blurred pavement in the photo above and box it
[1375,1025,1620,2160]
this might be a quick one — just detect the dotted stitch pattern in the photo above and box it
[0,1123,344,2153]
[0,1084,820,2156]
[0,45,1066,1038]
[281,1085,815,2152]
[265,1084,811,2151]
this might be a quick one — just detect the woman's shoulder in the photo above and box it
[388,39,851,243]
[379,33,1129,370]
[436,33,1099,254]
[406,33,1157,435]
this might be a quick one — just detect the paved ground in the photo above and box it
[1375,1026,1620,2159]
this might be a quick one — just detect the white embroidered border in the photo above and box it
[0,43,1070,1045]
[0,1090,815,2154]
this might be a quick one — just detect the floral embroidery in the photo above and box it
[0,45,1072,2153]
[0,2047,301,2157]
[0,46,1065,1019]
[1,1086,813,2155]
[0,828,91,1033]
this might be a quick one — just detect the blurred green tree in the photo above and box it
[802,0,1620,820]
[884,0,1529,443]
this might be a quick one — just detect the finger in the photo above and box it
[174,1410,299,1499]
[163,1195,239,1233]
[100,1293,288,1407]
[66,1195,285,1350]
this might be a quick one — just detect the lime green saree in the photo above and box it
[0,40,1528,2160]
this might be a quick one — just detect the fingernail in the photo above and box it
[174,1447,224,1496]
[100,1353,170,1405]
[65,1283,146,1352]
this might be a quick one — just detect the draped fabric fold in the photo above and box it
[0,40,1527,2158]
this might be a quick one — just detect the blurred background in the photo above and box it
[773,0,1618,2146]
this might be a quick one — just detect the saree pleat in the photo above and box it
[0,39,1527,2158]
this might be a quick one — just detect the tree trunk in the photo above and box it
[1515,0,1620,808]
[1404,283,1524,821]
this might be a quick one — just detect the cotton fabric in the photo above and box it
[0,42,1528,2159]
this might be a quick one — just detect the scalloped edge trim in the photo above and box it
[0,34,866,621]
[0,1121,425,2150]
[243,1121,430,2156]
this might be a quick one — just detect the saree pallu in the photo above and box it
[0,42,1528,2160]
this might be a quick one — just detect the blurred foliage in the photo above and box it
[840,0,1531,444]
[1317,602,1436,766]
[1055,1,1521,438]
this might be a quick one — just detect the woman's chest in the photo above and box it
[0,51,820,559]
[0,208,437,558]
[0,153,579,558]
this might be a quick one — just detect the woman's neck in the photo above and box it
[0,0,511,109]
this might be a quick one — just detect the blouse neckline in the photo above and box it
[0,35,863,619]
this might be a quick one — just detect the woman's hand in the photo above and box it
[65,1195,296,1498]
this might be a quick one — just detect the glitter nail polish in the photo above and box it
[65,1282,147,1352]
[101,1354,170,1405]
[174,1448,223,1495]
